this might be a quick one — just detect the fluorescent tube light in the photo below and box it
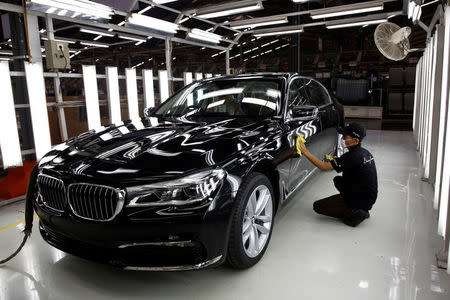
[195,73,203,80]
[310,1,384,19]
[80,28,114,37]
[28,0,113,20]
[118,35,146,42]
[187,29,223,44]
[254,25,303,37]
[127,13,179,34]
[125,68,140,121]
[80,41,109,48]
[326,18,386,29]
[230,16,288,29]
[41,36,76,44]
[154,0,179,3]
[82,65,101,130]
[0,51,13,55]
[24,62,52,161]
[105,67,122,125]
[143,69,155,108]
[159,70,170,103]
[0,62,23,168]
[205,74,213,78]
[138,6,152,14]
[196,0,263,19]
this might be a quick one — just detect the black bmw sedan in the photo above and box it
[35,73,344,271]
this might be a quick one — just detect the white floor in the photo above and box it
[0,130,449,300]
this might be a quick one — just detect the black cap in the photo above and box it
[337,123,366,141]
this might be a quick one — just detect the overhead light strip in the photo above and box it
[80,41,109,48]
[310,1,384,19]
[118,35,146,42]
[127,13,179,34]
[327,19,386,29]
[196,0,264,19]
[80,28,114,37]
[28,0,113,20]
[230,16,288,29]
[254,28,303,37]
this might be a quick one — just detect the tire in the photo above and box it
[227,172,275,269]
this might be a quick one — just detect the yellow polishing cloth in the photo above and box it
[294,134,306,156]
[324,155,337,162]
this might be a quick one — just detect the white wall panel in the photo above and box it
[437,7,450,239]
[142,69,155,108]
[158,70,169,103]
[82,65,102,130]
[125,68,140,121]
[24,62,52,160]
[0,62,22,168]
[105,66,122,125]
[183,72,193,86]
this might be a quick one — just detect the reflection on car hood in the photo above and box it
[40,116,280,184]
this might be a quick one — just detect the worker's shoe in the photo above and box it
[343,209,370,227]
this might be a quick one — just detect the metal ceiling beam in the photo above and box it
[0,2,229,51]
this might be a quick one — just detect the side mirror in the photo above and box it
[144,107,157,118]
[290,105,319,121]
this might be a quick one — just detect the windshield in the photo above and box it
[154,79,281,118]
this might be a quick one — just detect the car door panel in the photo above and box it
[284,78,323,194]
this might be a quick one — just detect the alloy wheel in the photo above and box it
[242,185,273,258]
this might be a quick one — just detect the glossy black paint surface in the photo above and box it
[35,73,344,269]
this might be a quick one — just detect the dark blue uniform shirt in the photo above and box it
[331,144,378,210]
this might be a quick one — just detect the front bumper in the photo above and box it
[35,190,235,271]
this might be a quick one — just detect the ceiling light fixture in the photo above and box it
[80,41,109,48]
[326,15,387,29]
[230,15,288,29]
[138,6,152,14]
[80,28,114,37]
[27,0,113,21]
[118,35,146,42]
[41,36,76,44]
[187,28,223,44]
[126,13,179,34]
[253,25,303,37]
[195,0,264,19]
[310,1,384,19]
[153,0,179,3]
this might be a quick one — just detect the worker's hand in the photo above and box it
[296,137,307,154]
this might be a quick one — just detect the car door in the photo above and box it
[304,79,338,157]
[285,77,323,193]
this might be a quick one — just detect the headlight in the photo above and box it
[126,169,226,207]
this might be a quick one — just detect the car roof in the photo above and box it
[201,72,312,82]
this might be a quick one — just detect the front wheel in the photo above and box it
[227,173,274,269]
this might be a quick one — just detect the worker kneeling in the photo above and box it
[297,123,378,227]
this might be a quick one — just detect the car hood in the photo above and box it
[40,116,281,184]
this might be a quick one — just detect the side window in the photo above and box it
[287,78,311,116]
[305,80,331,107]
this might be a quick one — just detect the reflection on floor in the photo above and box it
[0,131,449,300]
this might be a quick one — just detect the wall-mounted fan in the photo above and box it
[374,22,412,61]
